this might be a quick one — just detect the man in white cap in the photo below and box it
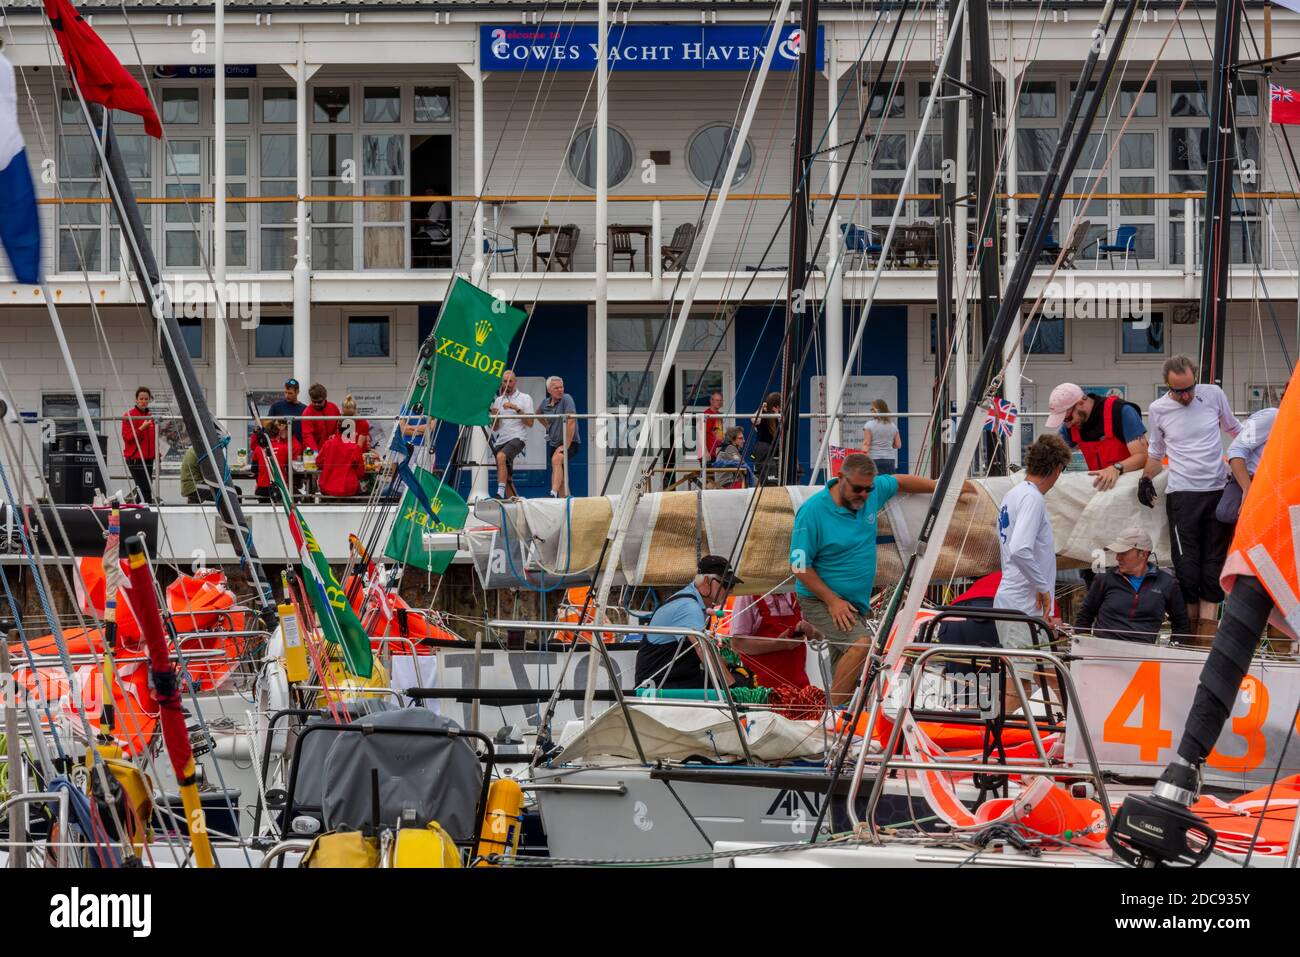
[1045,382,1148,491]
[1139,355,1241,646]
[1075,526,1190,644]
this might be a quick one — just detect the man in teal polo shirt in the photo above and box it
[791,452,967,699]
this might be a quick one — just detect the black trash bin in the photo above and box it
[44,433,107,504]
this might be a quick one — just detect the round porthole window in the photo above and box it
[567,126,634,189]
[688,125,753,188]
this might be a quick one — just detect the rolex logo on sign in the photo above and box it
[475,319,492,346]
[430,497,443,515]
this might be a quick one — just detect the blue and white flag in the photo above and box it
[0,53,41,285]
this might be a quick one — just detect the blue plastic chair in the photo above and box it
[841,222,883,268]
[483,229,519,271]
[1096,224,1139,269]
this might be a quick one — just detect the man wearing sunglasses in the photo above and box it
[791,452,970,703]
[1141,355,1242,646]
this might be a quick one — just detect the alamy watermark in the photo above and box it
[1041,276,1153,328]
[150,277,262,327]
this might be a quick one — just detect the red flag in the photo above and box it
[828,445,852,477]
[1270,83,1300,126]
[43,0,161,138]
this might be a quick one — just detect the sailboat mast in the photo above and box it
[1197,0,1244,386]
[82,104,271,606]
[782,0,820,484]
[967,0,1003,391]
[934,0,965,474]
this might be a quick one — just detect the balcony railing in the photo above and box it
[33,189,1290,276]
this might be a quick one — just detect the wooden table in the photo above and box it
[511,224,567,271]
[608,224,653,270]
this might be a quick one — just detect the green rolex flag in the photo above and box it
[383,471,470,574]
[419,277,527,426]
[265,447,373,678]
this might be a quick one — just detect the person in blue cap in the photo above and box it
[267,378,307,443]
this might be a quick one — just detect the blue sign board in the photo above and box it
[480,24,823,72]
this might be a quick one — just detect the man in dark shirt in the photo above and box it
[1045,382,1148,492]
[267,379,307,443]
[1075,526,1190,643]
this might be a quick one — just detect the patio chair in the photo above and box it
[547,225,580,271]
[1058,218,1093,269]
[841,222,882,269]
[1096,224,1140,269]
[661,222,697,271]
[610,226,637,270]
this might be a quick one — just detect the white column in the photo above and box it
[467,60,490,502]
[824,38,844,447]
[592,1,610,491]
[213,0,228,425]
[286,35,318,390]
[651,199,663,298]
[1003,32,1022,466]
[471,60,486,287]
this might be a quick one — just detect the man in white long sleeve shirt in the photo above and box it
[1226,402,1278,500]
[994,434,1073,664]
[1139,355,1242,645]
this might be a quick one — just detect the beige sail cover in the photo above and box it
[478,471,1171,594]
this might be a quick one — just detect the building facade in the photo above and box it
[0,0,1294,504]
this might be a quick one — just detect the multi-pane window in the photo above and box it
[363,133,406,267]
[312,130,355,270]
[1169,78,1261,265]
[164,139,203,268]
[259,132,297,270]
[213,138,249,268]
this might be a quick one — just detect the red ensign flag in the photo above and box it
[1270,83,1300,126]
[43,0,161,138]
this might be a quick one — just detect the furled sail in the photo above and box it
[466,471,1173,594]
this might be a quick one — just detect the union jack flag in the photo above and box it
[984,398,1018,437]
[1272,83,1296,103]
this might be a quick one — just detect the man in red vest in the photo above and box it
[1044,382,1148,491]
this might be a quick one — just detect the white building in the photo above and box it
[0,0,1294,510]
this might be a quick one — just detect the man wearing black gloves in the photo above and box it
[1138,356,1241,646]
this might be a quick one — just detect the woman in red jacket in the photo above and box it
[121,387,157,503]
[317,432,366,497]
[255,420,301,501]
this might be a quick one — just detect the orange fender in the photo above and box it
[974,784,1107,846]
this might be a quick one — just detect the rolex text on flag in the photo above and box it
[417,277,528,427]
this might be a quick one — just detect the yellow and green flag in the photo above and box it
[415,277,527,426]
[267,455,372,677]
[383,471,469,574]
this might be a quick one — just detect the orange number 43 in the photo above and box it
[1103,661,1172,762]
